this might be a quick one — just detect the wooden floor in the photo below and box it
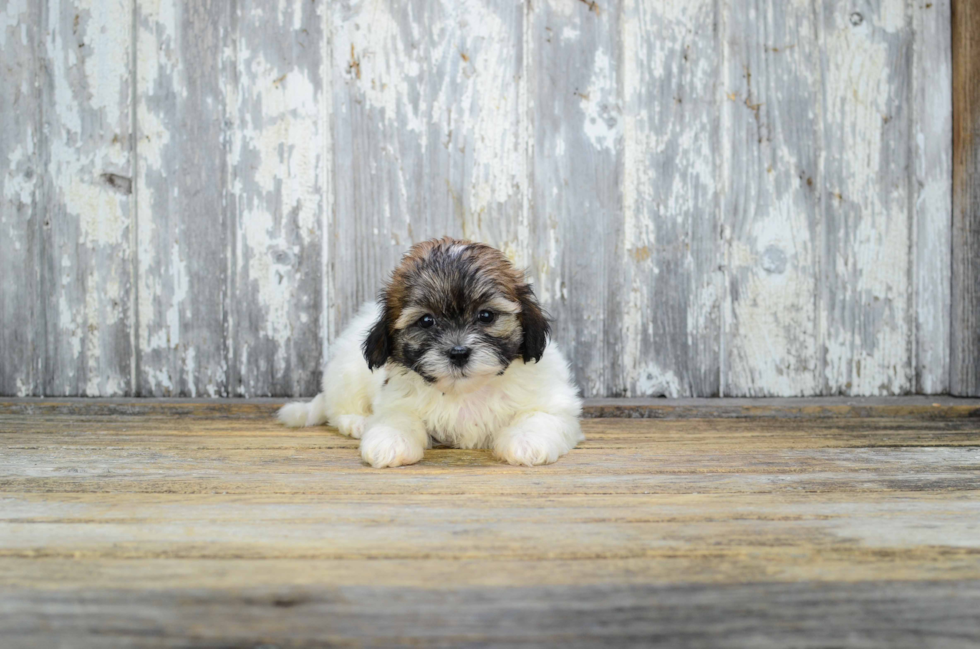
[1,398,979,648]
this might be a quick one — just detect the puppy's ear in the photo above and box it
[517,284,550,363]
[362,303,393,370]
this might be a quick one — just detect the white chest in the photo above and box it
[421,383,514,449]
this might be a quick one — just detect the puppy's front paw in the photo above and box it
[333,414,367,439]
[360,425,424,468]
[494,428,566,467]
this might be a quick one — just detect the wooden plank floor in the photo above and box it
[1,398,979,648]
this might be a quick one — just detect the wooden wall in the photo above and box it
[0,0,955,398]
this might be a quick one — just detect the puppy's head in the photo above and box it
[363,237,549,390]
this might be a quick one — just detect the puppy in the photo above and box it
[278,237,584,468]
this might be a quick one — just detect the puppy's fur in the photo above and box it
[278,237,583,468]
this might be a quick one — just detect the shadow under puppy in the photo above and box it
[278,237,584,467]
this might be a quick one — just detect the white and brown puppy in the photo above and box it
[278,237,584,468]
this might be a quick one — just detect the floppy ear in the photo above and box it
[517,284,550,363]
[362,303,394,370]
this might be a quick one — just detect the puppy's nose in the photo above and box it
[448,346,471,366]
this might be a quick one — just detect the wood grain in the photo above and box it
[914,0,952,394]
[0,0,40,396]
[819,0,914,396]
[722,0,820,396]
[620,0,721,398]
[134,0,230,397]
[0,400,978,646]
[134,0,327,398]
[2,581,979,649]
[38,0,135,396]
[530,0,622,397]
[952,0,980,396]
[3,395,980,419]
[229,0,326,398]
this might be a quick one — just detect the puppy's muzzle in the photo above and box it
[448,346,471,367]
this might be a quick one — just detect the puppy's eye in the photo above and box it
[418,314,435,329]
[478,310,495,324]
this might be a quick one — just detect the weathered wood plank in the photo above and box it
[722,0,821,396]
[0,0,40,396]
[228,0,326,397]
[5,417,980,449]
[952,0,980,396]
[619,0,721,398]
[531,0,622,397]
[38,0,135,396]
[2,493,979,569]
[134,0,230,397]
[914,1,952,394]
[2,451,977,496]
[3,413,979,497]
[819,1,914,395]
[3,395,980,420]
[330,0,527,335]
[580,395,980,419]
[3,556,979,595]
[2,581,979,649]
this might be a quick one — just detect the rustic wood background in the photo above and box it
[0,0,955,398]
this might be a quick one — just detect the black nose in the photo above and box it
[449,346,471,366]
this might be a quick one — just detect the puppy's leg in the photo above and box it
[360,414,427,468]
[279,302,380,434]
[322,350,375,438]
[329,414,365,439]
[277,392,328,428]
[492,412,583,466]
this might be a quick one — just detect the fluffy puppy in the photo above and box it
[278,237,584,468]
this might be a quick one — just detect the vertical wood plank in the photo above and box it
[229,0,326,397]
[619,0,721,398]
[135,0,230,397]
[913,0,952,394]
[331,0,527,332]
[819,0,913,395]
[721,0,820,396]
[39,0,134,395]
[0,0,40,396]
[530,0,622,397]
[952,0,980,395]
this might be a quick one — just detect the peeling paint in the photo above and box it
[38,0,134,396]
[821,3,913,395]
[0,0,30,47]
[231,0,325,396]
[3,144,34,204]
[579,48,620,152]
[635,364,683,398]
[913,0,952,394]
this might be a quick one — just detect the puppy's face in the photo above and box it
[363,238,549,391]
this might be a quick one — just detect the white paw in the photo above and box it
[333,414,367,439]
[360,425,424,468]
[277,402,310,428]
[494,430,567,466]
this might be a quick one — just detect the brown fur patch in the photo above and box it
[385,237,527,322]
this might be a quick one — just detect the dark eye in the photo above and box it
[418,314,435,329]
[478,310,495,324]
